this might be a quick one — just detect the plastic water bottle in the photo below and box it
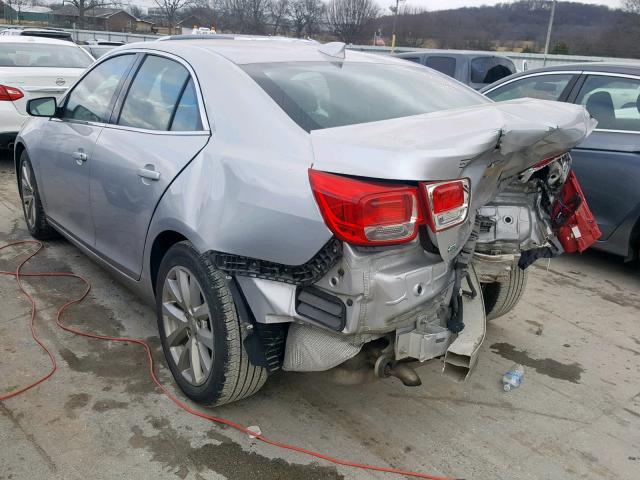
[502,364,524,392]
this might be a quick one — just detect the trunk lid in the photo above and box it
[310,98,596,261]
[0,67,84,115]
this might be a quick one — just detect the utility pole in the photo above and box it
[543,0,557,66]
[390,0,405,53]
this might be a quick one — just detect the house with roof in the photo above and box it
[51,6,149,32]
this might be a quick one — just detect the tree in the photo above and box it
[154,0,191,34]
[269,0,289,35]
[65,0,113,29]
[622,0,640,15]
[5,0,31,24]
[326,0,379,44]
[550,40,569,54]
[289,0,324,38]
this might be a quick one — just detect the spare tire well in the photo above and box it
[150,230,187,294]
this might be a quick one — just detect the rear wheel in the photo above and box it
[481,268,528,321]
[17,151,57,240]
[156,241,267,406]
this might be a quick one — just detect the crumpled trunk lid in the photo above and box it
[310,98,596,262]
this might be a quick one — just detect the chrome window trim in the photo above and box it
[482,70,582,94]
[593,129,640,135]
[100,48,211,134]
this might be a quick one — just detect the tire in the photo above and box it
[481,267,528,321]
[17,151,58,240]
[156,241,267,406]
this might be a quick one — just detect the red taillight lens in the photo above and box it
[422,179,470,232]
[0,84,24,101]
[309,170,422,245]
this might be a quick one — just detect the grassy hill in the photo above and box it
[374,1,640,58]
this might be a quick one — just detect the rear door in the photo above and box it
[567,73,640,240]
[90,53,210,278]
[34,53,136,246]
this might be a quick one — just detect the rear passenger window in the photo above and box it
[471,57,515,85]
[575,75,640,132]
[118,55,192,131]
[171,79,203,131]
[425,56,456,78]
[486,74,574,102]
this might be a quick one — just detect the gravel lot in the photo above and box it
[1,153,639,480]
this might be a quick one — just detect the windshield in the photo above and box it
[242,61,488,131]
[0,43,92,68]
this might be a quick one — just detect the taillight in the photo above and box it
[309,170,422,245]
[422,179,470,232]
[0,84,23,101]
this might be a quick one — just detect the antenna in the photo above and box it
[318,42,346,60]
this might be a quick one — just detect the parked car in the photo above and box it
[0,36,93,149]
[15,38,596,406]
[0,28,74,43]
[394,51,516,89]
[81,45,117,59]
[481,63,640,261]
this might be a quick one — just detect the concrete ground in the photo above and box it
[1,153,639,480]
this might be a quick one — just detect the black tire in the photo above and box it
[156,241,267,406]
[481,267,528,321]
[17,151,58,240]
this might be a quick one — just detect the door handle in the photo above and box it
[72,151,87,164]
[137,168,161,181]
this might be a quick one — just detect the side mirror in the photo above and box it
[27,97,57,117]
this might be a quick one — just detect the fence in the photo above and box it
[2,24,639,70]
[345,45,640,71]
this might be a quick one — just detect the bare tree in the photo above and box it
[66,0,113,29]
[290,0,324,38]
[622,0,640,14]
[5,0,31,24]
[269,0,289,35]
[154,0,190,34]
[326,0,379,44]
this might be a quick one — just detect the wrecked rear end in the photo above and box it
[240,96,597,386]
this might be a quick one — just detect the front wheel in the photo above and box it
[481,267,528,321]
[17,151,57,240]
[156,241,267,406]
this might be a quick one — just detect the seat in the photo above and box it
[585,91,615,129]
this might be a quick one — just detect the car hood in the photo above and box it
[309,98,596,182]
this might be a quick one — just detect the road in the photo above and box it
[1,152,639,480]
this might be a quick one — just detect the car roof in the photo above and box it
[481,62,640,92]
[112,37,411,66]
[394,50,514,61]
[0,35,76,46]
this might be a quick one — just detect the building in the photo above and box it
[51,7,140,32]
[135,18,154,33]
[1,3,52,24]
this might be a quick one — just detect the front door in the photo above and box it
[568,74,640,241]
[89,54,209,278]
[35,53,137,247]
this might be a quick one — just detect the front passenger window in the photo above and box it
[64,54,134,123]
[575,75,640,132]
[486,74,574,102]
[118,55,191,131]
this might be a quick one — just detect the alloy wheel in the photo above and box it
[161,266,213,386]
[21,163,35,229]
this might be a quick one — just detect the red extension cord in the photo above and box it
[0,240,461,480]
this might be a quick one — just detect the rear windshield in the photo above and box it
[242,61,487,131]
[0,43,91,68]
[470,57,515,85]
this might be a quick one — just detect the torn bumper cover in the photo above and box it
[236,99,597,378]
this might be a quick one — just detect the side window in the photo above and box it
[575,75,640,132]
[64,54,134,123]
[118,55,191,131]
[171,79,203,131]
[486,74,574,102]
[471,57,516,85]
[425,56,456,78]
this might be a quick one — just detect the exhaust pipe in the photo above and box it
[443,265,486,381]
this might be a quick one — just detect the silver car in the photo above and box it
[15,38,596,406]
